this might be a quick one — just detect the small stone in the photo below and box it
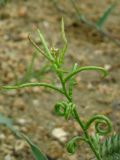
[14,140,26,152]
[32,87,43,93]
[2,144,13,154]
[18,63,25,74]
[94,50,103,55]
[19,32,28,40]
[51,128,68,142]
[4,154,12,160]
[12,98,26,110]
[0,133,5,140]
[43,21,49,28]
[18,6,27,17]
[32,99,39,106]
[87,83,94,90]
[104,64,111,70]
[17,118,27,125]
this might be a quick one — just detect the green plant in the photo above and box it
[2,19,119,160]
[52,0,120,46]
[21,51,52,83]
[0,0,9,5]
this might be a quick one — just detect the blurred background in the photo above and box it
[0,0,120,159]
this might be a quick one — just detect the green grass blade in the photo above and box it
[0,0,9,5]
[68,63,78,99]
[22,134,48,160]
[37,30,54,61]
[0,114,13,129]
[0,114,48,160]
[61,17,67,44]
[96,2,116,29]
[59,18,68,64]
[22,52,37,83]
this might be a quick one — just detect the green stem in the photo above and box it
[2,82,64,94]
[73,108,102,160]
[54,63,72,101]
[54,61,102,160]
[64,66,108,82]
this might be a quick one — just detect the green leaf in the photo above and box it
[22,52,38,83]
[0,114,48,160]
[0,114,13,129]
[100,134,120,160]
[61,17,67,44]
[37,30,54,61]
[21,134,48,160]
[0,0,9,5]
[96,2,116,29]
[68,63,78,99]
[59,18,68,64]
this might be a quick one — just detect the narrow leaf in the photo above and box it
[96,2,116,29]
[68,63,78,99]
[100,134,120,160]
[37,30,54,61]
[59,18,68,64]
[0,114,48,160]
[0,114,13,129]
[61,17,67,44]
[22,134,48,160]
[22,52,37,83]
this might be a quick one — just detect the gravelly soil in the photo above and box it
[0,0,120,160]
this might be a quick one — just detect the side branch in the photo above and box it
[64,66,108,82]
[2,82,64,94]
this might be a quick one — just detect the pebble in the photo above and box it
[4,154,12,160]
[51,128,68,142]
[0,133,5,140]
[98,84,113,94]
[94,50,103,55]
[48,141,63,158]
[12,98,26,110]
[18,32,28,40]
[2,144,13,154]
[104,64,111,71]
[87,83,94,90]
[17,118,27,125]
[18,6,27,17]
[0,105,5,112]
[32,99,40,106]
[14,140,26,152]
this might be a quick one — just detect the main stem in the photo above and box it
[60,81,101,159]
[55,63,101,159]
[73,108,102,160]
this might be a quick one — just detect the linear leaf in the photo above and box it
[59,18,68,64]
[100,134,120,160]
[22,134,48,160]
[0,114,13,129]
[37,30,54,61]
[0,114,48,160]
[68,63,78,99]
[96,3,116,29]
